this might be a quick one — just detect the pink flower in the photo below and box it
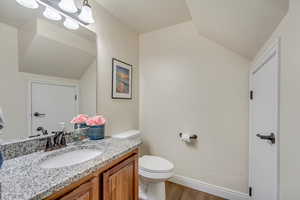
[70,114,89,124]
[86,115,106,126]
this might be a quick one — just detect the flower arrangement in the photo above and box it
[70,114,106,127]
[70,114,106,140]
[86,115,106,127]
[70,114,88,125]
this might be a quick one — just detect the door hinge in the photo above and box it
[250,90,254,100]
[249,187,252,197]
[75,95,78,101]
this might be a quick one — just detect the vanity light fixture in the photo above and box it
[16,0,39,9]
[78,0,95,24]
[59,0,78,13]
[43,6,62,21]
[16,0,95,31]
[64,18,79,30]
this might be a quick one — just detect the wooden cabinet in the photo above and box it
[59,177,99,200]
[103,154,138,200]
[45,149,139,200]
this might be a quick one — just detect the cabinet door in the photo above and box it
[103,154,138,200]
[60,177,99,200]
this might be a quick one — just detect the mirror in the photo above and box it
[0,0,97,141]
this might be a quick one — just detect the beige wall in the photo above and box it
[79,60,97,116]
[91,1,139,136]
[252,1,299,199]
[0,22,27,140]
[139,21,250,193]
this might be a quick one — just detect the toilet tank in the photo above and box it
[112,130,141,139]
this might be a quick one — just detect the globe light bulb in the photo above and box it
[78,0,95,24]
[59,0,78,13]
[63,18,79,30]
[16,0,39,9]
[43,7,62,21]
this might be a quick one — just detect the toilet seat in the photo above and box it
[139,168,174,181]
[139,155,174,173]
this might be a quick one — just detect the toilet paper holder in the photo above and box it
[179,133,198,140]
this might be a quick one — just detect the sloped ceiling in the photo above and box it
[93,0,192,33]
[94,0,288,59]
[0,0,289,59]
[186,0,289,59]
[22,35,95,79]
[18,19,96,79]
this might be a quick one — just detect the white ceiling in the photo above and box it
[22,35,96,79]
[93,0,192,33]
[18,19,96,79]
[94,0,288,59]
[0,0,289,59]
[186,0,289,59]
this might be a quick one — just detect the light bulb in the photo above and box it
[43,7,62,21]
[16,0,39,9]
[63,18,79,30]
[59,0,78,13]
[78,2,95,24]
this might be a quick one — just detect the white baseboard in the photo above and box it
[169,175,250,200]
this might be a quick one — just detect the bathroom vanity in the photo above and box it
[46,149,138,200]
[0,138,141,200]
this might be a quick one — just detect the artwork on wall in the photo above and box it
[112,58,132,99]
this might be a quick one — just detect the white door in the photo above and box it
[250,41,279,200]
[31,82,78,135]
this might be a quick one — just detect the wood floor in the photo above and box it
[166,182,226,200]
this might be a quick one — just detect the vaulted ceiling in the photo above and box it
[93,0,192,33]
[94,0,289,59]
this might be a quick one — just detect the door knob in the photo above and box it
[256,133,275,144]
[33,112,46,117]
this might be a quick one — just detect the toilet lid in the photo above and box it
[139,156,174,173]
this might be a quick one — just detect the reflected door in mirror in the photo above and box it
[31,82,77,135]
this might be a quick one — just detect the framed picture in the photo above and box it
[112,58,132,99]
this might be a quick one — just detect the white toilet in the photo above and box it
[112,130,174,200]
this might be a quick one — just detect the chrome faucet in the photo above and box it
[45,131,67,152]
[37,127,48,135]
[54,131,67,146]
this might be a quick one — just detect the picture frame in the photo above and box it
[112,58,132,99]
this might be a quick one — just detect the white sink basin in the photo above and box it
[40,149,102,169]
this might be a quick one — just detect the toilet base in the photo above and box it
[140,179,166,200]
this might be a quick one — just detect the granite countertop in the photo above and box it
[0,138,142,200]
